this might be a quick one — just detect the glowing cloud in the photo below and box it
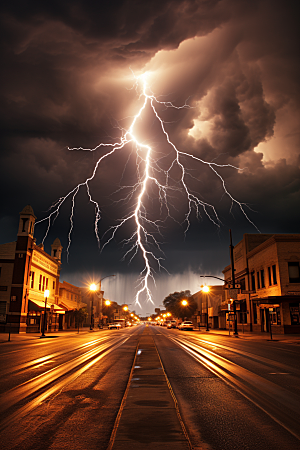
[36,73,257,307]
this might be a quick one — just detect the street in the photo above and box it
[0,325,299,450]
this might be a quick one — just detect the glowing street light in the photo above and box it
[181,299,188,306]
[41,289,50,338]
[89,283,97,330]
[105,299,111,306]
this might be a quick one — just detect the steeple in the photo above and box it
[51,238,63,261]
[18,205,36,238]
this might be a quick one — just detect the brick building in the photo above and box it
[0,205,85,333]
[222,234,300,334]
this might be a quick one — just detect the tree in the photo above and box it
[74,308,88,333]
[163,290,197,319]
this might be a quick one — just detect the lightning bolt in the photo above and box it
[36,72,257,308]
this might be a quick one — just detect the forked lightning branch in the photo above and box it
[36,73,256,307]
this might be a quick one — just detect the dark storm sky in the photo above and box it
[0,0,299,311]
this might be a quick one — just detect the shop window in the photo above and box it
[288,262,300,283]
[276,307,281,325]
[289,303,300,325]
[256,272,261,289]
[260,269,265,288]
[251,271,256,291]
[268,267,272,286]
[272,265,277,285]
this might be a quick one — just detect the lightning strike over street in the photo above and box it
[36,73,257,307]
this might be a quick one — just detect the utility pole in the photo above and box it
[229,229,238,336]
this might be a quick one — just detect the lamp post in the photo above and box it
[89,283,97,330]
[97,275,115,327]
[41,289,49,337]
[229,229,238,336]
[181,299,188,321]
[202,286,210,331]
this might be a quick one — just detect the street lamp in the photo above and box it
[89,283,97,330]
[97,275,115,327]
[202,285,210,331]
[41,289,50,337]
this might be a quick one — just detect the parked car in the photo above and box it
[178,321,194,331]
[108,323,122,330]
[167,320,177,329]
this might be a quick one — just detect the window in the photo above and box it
[251,271,256,291]
[21,218,28,232]
[39,275,42,290]
[238,278,246,291]
[268,267,272,285]
[53,281,55,290]
[30,272,35,289]
[288,262,300,283]
[42,276,45,291]
[0,267,2,277]
[256,272,261,289]
[269,307,281,325]
[272,265,277,285]
[18,253,24,258]
[11,296,17,301]
[46,278,49,290]
[260,269,265,288]
[289,302,300,325]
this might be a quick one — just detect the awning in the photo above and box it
[28,299,65,314]
[58,299,87,311]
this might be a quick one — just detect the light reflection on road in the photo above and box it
[162,331,300,441]
[0,334,130,433]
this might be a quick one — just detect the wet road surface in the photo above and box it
[0,325,299,450]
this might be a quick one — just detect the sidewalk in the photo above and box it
[192,327,300,343]
[0,328,98,344]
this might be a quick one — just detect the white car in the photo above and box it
[108,323,122,330]
[178,321,194,331]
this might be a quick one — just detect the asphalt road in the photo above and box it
[0,325,299,450]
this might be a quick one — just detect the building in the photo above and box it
[59,281,87,329]
[222,234,300,334]
[0,205,85,333]
[192,286,224,329]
